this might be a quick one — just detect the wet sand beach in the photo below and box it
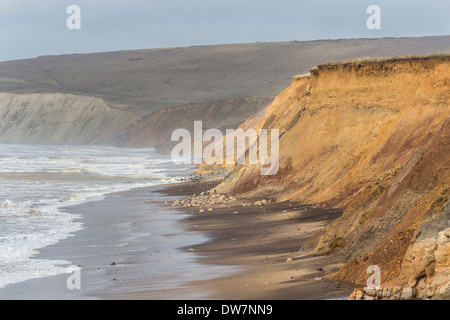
[0,183,233,300]
[157,181,357,300]
[0,181,357,300]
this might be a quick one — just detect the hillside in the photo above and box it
[1,36,449,117]
[0,36,449,150]
[216,55,450,299]
[124,96,273,153]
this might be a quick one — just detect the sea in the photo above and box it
[0,143,194,289]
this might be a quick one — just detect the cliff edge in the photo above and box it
[217,54,450,299]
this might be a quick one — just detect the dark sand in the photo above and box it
[155,181,358,300]
[0,181,357,300]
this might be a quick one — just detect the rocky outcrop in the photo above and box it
[347,201,449,300]
[399,226,450,299]
[349,287,418,300]
[216,55,450,297]
[0,93,139,145]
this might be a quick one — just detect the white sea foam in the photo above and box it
[0,144,188,289]
[0,200,12,208]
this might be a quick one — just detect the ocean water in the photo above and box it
[0,144,192,289]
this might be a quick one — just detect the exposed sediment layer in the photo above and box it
[124,96,273,153]
[0,93,271,151]
[0,93,139,145]
[217,55,450,298]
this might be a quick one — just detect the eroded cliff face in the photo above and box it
[0,92,271,151]
[217,56,450,297]
[0,93,139,145]
[124,96,273,153]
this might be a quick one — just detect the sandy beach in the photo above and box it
[157,181,357,300]
[0,180,357,300]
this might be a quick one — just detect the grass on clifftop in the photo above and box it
[319,52,450,67]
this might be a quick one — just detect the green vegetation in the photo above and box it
[318,52,450,68]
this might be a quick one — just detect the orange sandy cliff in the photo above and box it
[217,55,450,299]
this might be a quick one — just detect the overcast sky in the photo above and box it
[0,0,449,62]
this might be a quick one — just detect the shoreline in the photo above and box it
[0,179,358,300]
[155,180,358,300]
[0,182,234,300]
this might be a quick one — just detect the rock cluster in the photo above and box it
[170,189,275,213]
[189,172,228,183]
[243,199,273,207]
[171,189,237,210]
[398,226,450,299]
[349,287,418,300]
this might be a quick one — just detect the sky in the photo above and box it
[0,0,449,62]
